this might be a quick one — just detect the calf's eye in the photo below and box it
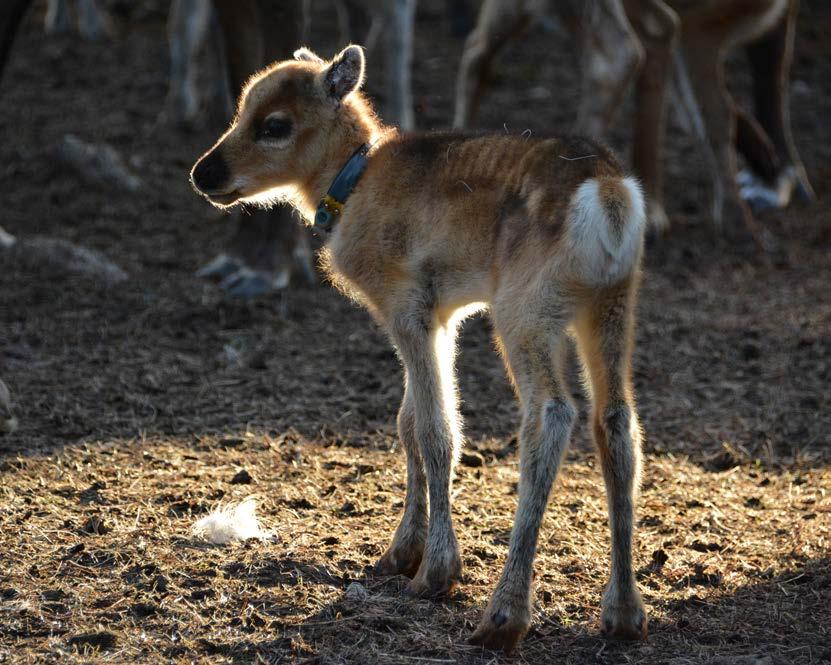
[258,115,292,140]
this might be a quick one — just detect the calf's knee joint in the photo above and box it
[603,403,632,439]
[542,398,577,435]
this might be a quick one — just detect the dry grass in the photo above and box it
[0,432,827,664]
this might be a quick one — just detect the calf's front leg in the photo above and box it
[381,309,463,596]
[375,373,428,577]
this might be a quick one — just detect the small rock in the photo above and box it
[230,469,253,485]
[345,582,368,601]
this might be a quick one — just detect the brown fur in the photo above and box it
[191,45,649,653]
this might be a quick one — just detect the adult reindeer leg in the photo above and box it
[45,0,72,34]
[735,107,782,184]
[745,0,814,206]
[679,0,788,247]
[576,0,644,140]
[0,0,30,76]
[358,0,416,130]
[453,0,539,129]
[198,0,314,297]
[381,0,416,130]
[163,0,228,130]
[622,0,678,232]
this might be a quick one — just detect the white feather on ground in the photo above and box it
[192,498,271,544]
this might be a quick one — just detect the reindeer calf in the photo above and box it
[191,45,648,653]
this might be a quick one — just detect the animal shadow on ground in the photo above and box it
[192,554,831,664]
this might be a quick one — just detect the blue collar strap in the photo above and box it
[314,143,370,235]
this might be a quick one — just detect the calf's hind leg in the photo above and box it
[471,308,576,653]
[574,280,647,640]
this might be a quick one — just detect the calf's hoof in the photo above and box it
[469,601,530,654]
[374,543,423,579]
[404,552,462,598]
[601,596,648,641]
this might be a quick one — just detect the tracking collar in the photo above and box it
[314,143,370,235]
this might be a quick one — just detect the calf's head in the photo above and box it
[190,45,368,208]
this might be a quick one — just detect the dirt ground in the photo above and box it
[0,1,829,663]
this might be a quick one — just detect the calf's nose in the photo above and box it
[191,150,230,193]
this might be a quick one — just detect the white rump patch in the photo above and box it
[192,497,271,544]
[567,176,645,286]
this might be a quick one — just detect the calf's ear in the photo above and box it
[322,45,365,104]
